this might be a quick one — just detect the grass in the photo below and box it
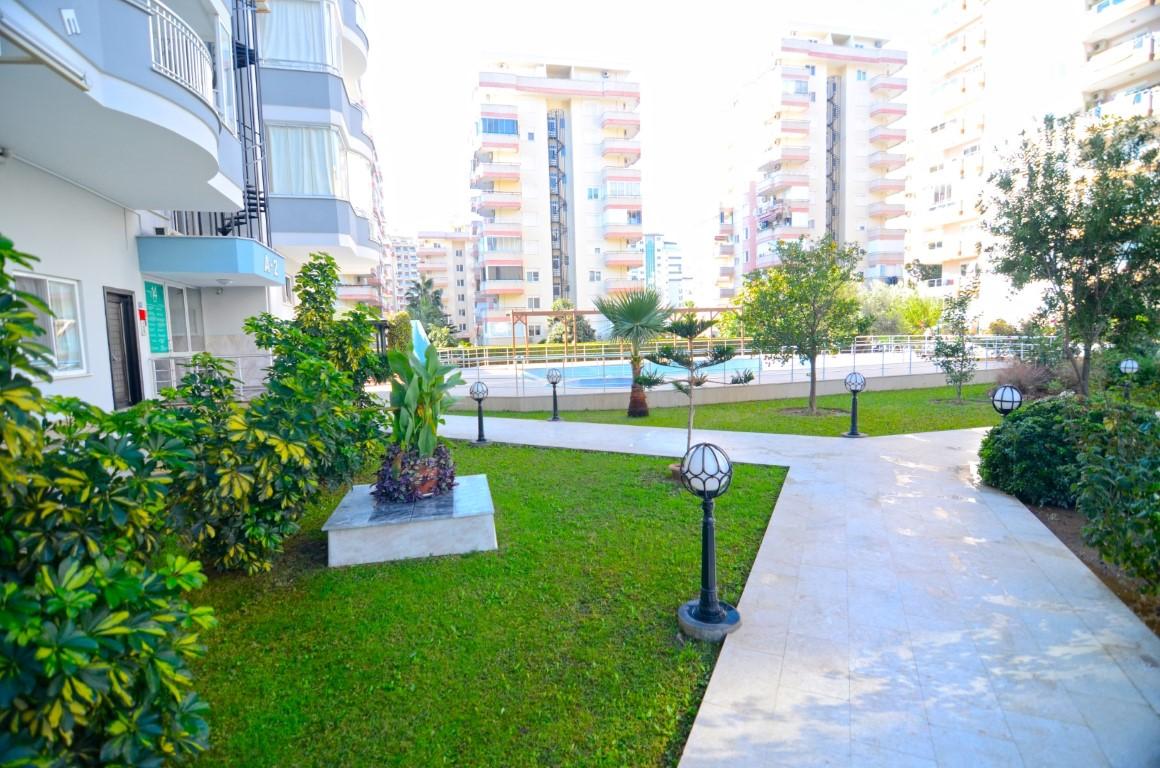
[492,383,1001,436]
[193,444,785,767]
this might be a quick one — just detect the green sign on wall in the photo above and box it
[144,281,169,354]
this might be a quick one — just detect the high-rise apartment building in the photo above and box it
[913,0,1082,317]
[643,235,690,306]
[714,207,738,303]
[415,228,476,340]
[722,29,909,285]
[471,60,643,344]
[1083,0,1160,118]
[387,236,419,311]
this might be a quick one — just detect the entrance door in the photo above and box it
[103,289,142,409]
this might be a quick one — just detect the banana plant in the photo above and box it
[386,345,463,458]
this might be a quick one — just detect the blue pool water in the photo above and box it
[524,357,763,389]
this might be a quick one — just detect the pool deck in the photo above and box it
[440,415,1160,768]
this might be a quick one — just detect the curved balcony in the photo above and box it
[782,65,812,82]
[757,225,811,243]
[268,196,382,272]
[479,71,641,108]
[869,75,907,96]
[869,151,906,171]
[479,252,524,269]
[260,68,375,155]
[604,250,644,268]
[0,0,240,210]
[1086,0,1160,43]
[476,132,520,153]
[605,278,646,294]
[868,201,906,220]
[340,0,369,83]
[869,177,906,195]
[601,138,641,165]
[870,101,907,124]
[870,125,906,149]
[602,111,641,138]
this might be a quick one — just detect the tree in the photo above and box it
[984,113,1160,395]
[594,288,672,417]
[859,284,906,335]
[900,294,943,335]
[405,276,453,340]
[715,309,744,338]
[546,298,596,344]
[738,237,863,414]
[646,314,735,450]
[933,282,979,402]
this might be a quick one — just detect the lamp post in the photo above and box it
[469,381,489,444]
[842,371,867,438]
[1119,358,1139,403]
[676,442,741,642]
[991,384,1023,417]
[546,367,562,421]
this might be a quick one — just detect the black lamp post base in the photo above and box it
[471,439,489,445]
[677,599,741,642]
[840,431,866,438]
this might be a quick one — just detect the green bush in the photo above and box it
[1098,347,1160,407]
[1077,405,1160,593]
[387,310,413,352]
[0,236,215,764]
[977,395,1096,507]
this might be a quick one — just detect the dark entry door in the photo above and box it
[103,289,142,409]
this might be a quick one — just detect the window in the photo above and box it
[587,186,600,200]
[627,210,642,225]
[605,180,640,197]
[457,294,466,302]
[526,270,540,282]
[456,263,465,272]
[14,274,84,374]
[258,0,341,71]
[267,125,347,196]
[528,297,541,309]
[162,285,206,354]
[960,264,969,276]
[527,131,535,141]
[212,21,237,130]
[806,65,816,75]
[963,145,980,157]
[589,270,602,282]
[793,80,808,95]
[481,117,518,134]
[456,279,465,287]
[455,249,463,258]
[487,266,522,281]
[459,322,467,330]
[856,70,867,81]
[927,240,944,250]
[484,237,520,252]
[529,324,542,337]
[932,183,953,206]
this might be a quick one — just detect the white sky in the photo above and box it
[357,0,1095,295]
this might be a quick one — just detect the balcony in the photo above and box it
[868,201,906,220]
[472,191,522,215]
[602,111,641,138]
[757,225,811,243]
[781,37,907,68]
[479,71,641,108]
[601,138,642,165]
[417,245,447,257]
[1085,33,1159,92]
[718,242,735,256]
[869,151,906,171]
[870,126,906,149]
[1085,0,1160,44]
[137,235,286,288]
[337,283,380,304]
[781,118,811,135]
[476,132,520,152]
[471,162,521,187]
[481,221,522,238]
[759,145,810,172]
[268,196,381,272]
[867,227,906,242]
[604,222,644,240]
[478,251,524,269]
[604,251,645,268]
[603,195,643,212]
[260,68,375,155]
[757,172,810,196]
[782,65,812,81]
[605,278,646,294]
[870,101,907,124]
[0,0,242,210]
[339,0,369,82]
[866,248,905,266]
[603,166,641,184]
[718,265,735,280]
[1090,84,1158,117]
[479,280,525,296]
[719,287,736,300]
[869,177,906,195]
[781,92,812,111]
[869,75,908,96]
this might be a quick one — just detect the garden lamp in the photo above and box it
[469,381,489,444]
[546,367,563,422]
[1120,358,1139,403]
[991,384,1022,416]
[842,371,867,438]
[676,442,741,642]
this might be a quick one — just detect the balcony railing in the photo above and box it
[870,101,907,124]
[869,202,906,219]
[603,194,642,211]
[472,191,522,214]
[869,151,906,170]
[605,278,646,294]
[479,280,525,296]
[870,126,906,148]
[869,75,907,95]
[603,223,644,239]
[869,177,906,195]
[147,0,214,105]
[602,111,641,137]
[758,172,810,196]
[780,118,810,134]
[603,250,644,268]
[601,138,642,162]
[1086,33,1158,91]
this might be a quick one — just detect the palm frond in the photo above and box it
[594,289,671,349]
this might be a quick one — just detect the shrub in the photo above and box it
[988,318,1018,336]
[1098,347,1160,407]
[996,360,1055,397]
[730,369,755,385]
[388,310,413,352]
[1076,405,1160,593]
[977,395,1097,507]
[0,236,215,764]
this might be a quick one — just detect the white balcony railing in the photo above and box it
[147,0,214,105]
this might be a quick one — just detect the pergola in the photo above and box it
[506,306,738,362]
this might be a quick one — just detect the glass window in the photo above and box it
[213,21,237,130]
[15,274,85,374]
[268,125,347,197]
[167,286,188,353]
[259,0,341,71]
[589,270,602,282]
[526,270,539,282]
[348,151,373,214]
[587,186,600,200]
[604,180,640,197]
[528,297,541,309]
[186,288,205,351]
[481,117,518,135]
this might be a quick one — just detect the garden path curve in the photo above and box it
[440,415,1160,767]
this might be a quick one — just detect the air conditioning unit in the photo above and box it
[153,226,181,237]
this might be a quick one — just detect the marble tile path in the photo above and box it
[441,415,1160,767]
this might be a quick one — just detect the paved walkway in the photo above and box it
[441,415,1160,768]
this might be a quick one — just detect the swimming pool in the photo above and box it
[523,357,764,389]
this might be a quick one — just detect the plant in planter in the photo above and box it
[374,345,464,503]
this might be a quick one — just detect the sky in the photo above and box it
[361,0,939,284]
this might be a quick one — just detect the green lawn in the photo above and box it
[193,444,785,767]
[493,383,1001,436]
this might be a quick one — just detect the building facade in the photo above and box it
[1083,0,1160,119]
[387,236,419,311]
[643,234,690,306]
[471,60,643,344]
[415,228,476,340]
[720,29,909,287]
[0,0,383,410]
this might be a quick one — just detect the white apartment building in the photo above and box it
[912,0,1083,322]
[713,207,739,303]
[723,28,910,286]
[471,60,643,344]
[642,234,691,307]
[415,228,476,340]
[0,0,383,410]
[1083,0,1160,118]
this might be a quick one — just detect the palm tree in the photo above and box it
[405,277,449,335]
[594,288,671,417]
